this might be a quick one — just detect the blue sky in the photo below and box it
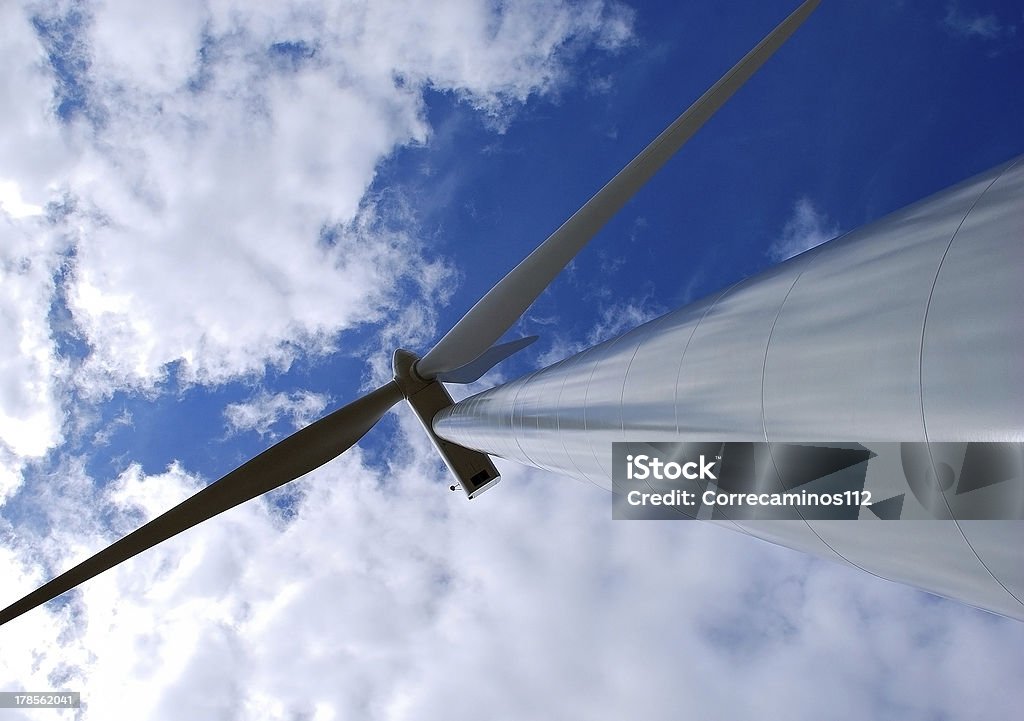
[1,1,1023,719]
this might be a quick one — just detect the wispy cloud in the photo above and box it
[944,3,1018,41]
[224,390,330,438]
[768,196,839,263]
[585,297,663,345]
[92,407,134,447]
[536,296,664,368]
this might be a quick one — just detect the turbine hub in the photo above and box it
[392,348,430,397]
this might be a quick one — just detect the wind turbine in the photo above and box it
[0,0,822,628]
[3,0,1021,627]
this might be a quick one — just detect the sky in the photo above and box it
[1,0,1023,719]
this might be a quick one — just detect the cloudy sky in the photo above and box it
[2,0,1023,718]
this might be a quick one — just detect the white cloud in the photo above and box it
[0,213,68,463]
[4,3,1023,720]
[768,196,839,263]
[224,389,330,437]
[0,0,635,497]
[0,3,77,490]
[2,428,1023,721]
[0,180,44,219]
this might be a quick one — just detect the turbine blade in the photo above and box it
[0,380,404,627]
[434,335,539,384]
[416,0,821,379]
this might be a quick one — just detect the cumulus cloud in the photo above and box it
[0,4,76,488]
[3,427,1024,721]
[0,0,635,497]
[768,196,839,263]
[4,3,1024,720]
[0,214,67,462]
[0,181,44,219]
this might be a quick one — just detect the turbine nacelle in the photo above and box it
[393,348,500,499]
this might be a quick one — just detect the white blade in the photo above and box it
[416,0,821,379]
[0,381,404,627]
[434,335,538,384]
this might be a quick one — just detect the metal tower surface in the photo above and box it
[434,156,1024,621]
